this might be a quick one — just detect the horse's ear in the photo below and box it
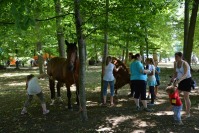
[65,40,69,46]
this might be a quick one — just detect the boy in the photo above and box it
[21,73,50,115]
[166,86,183,125]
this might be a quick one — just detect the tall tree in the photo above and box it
[54,0,66,57]
[101,0,109,102]
[74,0,88,121]
[184,0,199,64]
[183,0,189,56]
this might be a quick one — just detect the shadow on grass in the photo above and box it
[0,67,199,132]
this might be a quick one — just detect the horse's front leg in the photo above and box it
[57,82,63,103]
[66,85,72,110]
[49,79,55,105]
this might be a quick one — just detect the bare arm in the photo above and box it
[114,66,122,72]
[140,69,151,74]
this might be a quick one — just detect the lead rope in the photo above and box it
[72,73,83,113]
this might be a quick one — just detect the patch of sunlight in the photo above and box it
[94,86,101,91]
[96,127,113,132]
[86,101,98,107]
[153,111,186,116]
[96,116,135,132]
[107,116,134,127]
[155,99,167,105]
[153,111,173,116]
[191,89,199,95]
[5,82,25,86]
[133,119,156,128]
[132,129,145,133]
[0,73,31,77]
[118,98,128,102]
[116,104,123,107]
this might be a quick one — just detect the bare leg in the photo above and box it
[103,96,107,104]
[134,98,140,107]
[141,100,147,108]
[110,96,114,105]
[183,91,191,115]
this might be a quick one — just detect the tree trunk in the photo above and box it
[183,0,189,56]
[37,41,44,74]
[125,39,129,64]
[185,0,199,64]
[54,0,66,58]
[74,0,88,121]
[101,0,109,103]
[33,1,44,74]
[36,22,44,74]
[145,27,149,58]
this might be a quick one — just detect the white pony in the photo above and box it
[191,54,198,65]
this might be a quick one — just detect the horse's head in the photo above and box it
[65,40,78,71]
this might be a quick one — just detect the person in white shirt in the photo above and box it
[21,73,50,115]
[145,58,157,106]
[171,52,192,118]
[102,56,120,106]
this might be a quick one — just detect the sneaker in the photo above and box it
[43,110,50,115]
[21,110,27,115]
[143,108,152,112]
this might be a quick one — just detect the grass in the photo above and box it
[0,64,199,133]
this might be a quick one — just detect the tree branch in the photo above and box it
[0,13,74,25]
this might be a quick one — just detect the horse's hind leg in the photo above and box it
[49,79,55,105]
[57,82,63,102]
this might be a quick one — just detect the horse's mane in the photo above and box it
[112,57,129,74]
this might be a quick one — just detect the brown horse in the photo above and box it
[112,57,130,94]
[47,40,79,109]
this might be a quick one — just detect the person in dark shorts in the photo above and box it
[130,53,152,112]
[171,52,192,118]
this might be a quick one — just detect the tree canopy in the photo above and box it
[0,0,198,63]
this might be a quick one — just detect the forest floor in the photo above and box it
[0,62,199,133]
